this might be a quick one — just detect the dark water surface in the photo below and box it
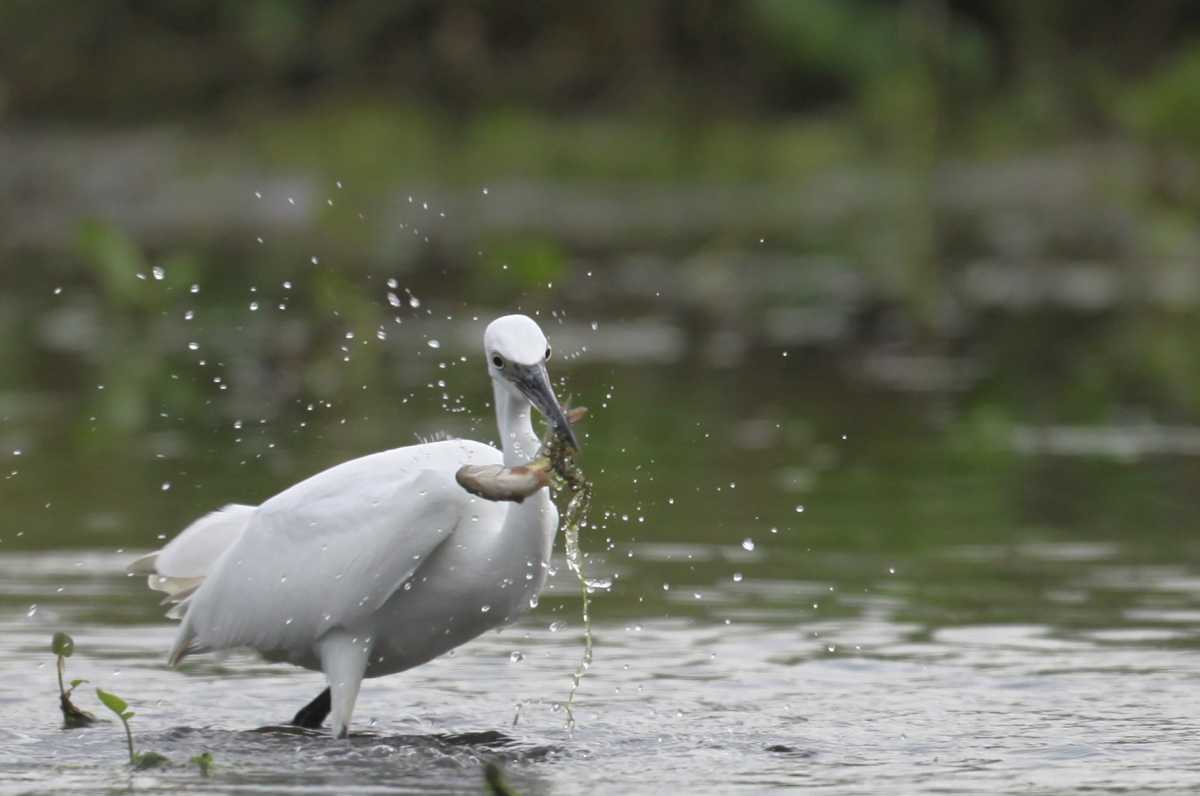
[6,538,1200,795]
[3,260,1200,793]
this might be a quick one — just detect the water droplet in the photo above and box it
[188,342,199,350]
[387,278,398,288]
[280,576,287,583]
[249,302,259,311]
[152,266,164,280]
[184,310,195,320]
[742,538,755,551]
[480,604,490,612]
[732,572,743,582]
[387,292,401,307]
[528,595,539,608]
[190,284,200,293]
[409,295,421,308]
[428,340,440,349]
[509,651,524,662]
[376,329,386,340]
[549,621,567,632]
[795,505,804,513]
[161,482,171,491]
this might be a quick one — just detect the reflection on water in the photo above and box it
[6,543,1200,794]
[1011,423,1200,459]
[4,147,1200,791]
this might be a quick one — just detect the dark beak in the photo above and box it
[512,362,578,450]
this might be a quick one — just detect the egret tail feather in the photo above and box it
[167,627,202,667]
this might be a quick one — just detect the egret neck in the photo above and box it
[494,376,541,467]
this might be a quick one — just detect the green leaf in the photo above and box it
[132,751,171,770]
[95,688,128,716]
[69,679,86,687]
[122,712,135,721]
[484,761,525,796]
[190,752,213,776]
[51,632,75,658]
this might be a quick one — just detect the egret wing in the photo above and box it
[128,504,256,604]
[173,440,501,660]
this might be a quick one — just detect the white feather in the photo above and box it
[173,439,508,663]
[128,504,256,601]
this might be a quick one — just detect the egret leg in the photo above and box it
[291,687,332,729]
[317,630,372,739]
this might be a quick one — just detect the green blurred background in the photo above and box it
[2,0,1200,563]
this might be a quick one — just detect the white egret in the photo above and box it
[128,314,578,738]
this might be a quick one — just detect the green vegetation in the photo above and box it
[0,1,1196,166]
[190,752,215,777]
[51,633,186,769]
[0,1,1199,568]
[52,632,95,728]
[96,690,138,765]
[96,688,171,769]
[484,761,524,796]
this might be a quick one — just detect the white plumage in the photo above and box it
[129,314,575,737]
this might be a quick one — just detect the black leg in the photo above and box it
[291,687,332,729]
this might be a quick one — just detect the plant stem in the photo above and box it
[121,717,135,764]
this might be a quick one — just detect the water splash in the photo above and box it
[541,417,594,732]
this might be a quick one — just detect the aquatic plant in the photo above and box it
[51,632,96,728]
[95,688,170,769]
[484,761,524,796]
[190,752,214,776]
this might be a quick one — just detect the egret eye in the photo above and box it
[544,345,552,361]
[491,354,505,368]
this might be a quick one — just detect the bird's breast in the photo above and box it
[361,491,557,677]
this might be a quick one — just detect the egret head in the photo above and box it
[484,315,577,450]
